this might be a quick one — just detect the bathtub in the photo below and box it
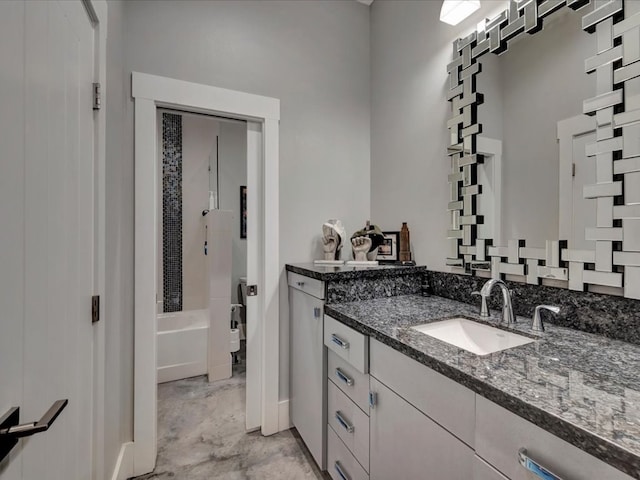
[157,309,208,384]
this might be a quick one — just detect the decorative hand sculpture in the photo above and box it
[321,219,345,261]
[350,221,384,261]
[322,232,338,260]
[351,236,372,262]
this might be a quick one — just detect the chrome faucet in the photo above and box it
[531,305,560,332]
[473,279,515,326]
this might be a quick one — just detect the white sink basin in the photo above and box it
[411,317,535,355]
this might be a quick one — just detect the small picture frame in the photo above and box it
[377,231,400,263]
[240,186,247,239]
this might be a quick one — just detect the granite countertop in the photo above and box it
[286,262,427,281]
[325,294,640,478]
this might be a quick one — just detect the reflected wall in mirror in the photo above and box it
[445,0,640,299]
[477,7,595,247]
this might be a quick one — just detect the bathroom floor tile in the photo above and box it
[131,346,327,480]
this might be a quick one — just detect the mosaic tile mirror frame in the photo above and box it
[446,0,640,299]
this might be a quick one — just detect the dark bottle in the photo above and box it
[400,222,411,262]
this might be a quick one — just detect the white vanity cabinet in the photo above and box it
[475,395,634,480]
[368,338,475,479]
[324,316,371,480]
[369,377,474,479]
[288,272,326,469]
[315,306,635,479]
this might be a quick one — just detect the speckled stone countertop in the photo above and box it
[325,295,640,478]
[285,263,427,282]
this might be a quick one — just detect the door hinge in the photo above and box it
[92,295,100,323]
[247,284,258,296]
[93,83,101,111]
[572,163,576,177]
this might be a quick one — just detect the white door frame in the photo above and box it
[131,72,280,476]
[85,1,108,479]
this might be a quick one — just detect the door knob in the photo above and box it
[0,399,68,462]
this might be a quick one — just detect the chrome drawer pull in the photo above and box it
[335,368,354,386]
[313,307,321,319]
[335,411,354,433]
[334,461,351,480]
[518,448,564,480]
[331,334,350,349]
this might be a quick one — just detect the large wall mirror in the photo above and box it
[445,0,640,300]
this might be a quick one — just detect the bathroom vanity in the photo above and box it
[287,264,640,480]
[286,264,427,469]
[324,295,639,480]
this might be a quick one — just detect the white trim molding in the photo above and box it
[109,442,134,480]
[132,72,281,476]
[87,1,108,479]
[278,400,293,432]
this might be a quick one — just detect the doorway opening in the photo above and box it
[152,109,249,474]
[156,109,248,384]
[132,72,281,477]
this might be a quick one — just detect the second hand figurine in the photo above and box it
[347,220,384,266]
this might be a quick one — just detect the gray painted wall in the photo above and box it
[119,0,370,407]
[371,0,596,269]
[105,0,133,477]
[370,0,498,272]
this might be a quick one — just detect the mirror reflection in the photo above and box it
[475,6,596,249]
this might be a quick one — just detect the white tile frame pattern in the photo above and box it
[445,0,640,299]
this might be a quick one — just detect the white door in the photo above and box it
[558,115,597,250]
[0,1,96,479]
[570,131,597,250]
[245,122,262,431]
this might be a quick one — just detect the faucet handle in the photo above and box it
[471,291,490,317]
[532,305,560,332]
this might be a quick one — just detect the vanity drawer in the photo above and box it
[475,395,633,480]
[287,271,324,300]
[324,315,369,374]
[369,338,475,447]
[328,380,370,472]
[327,424,369,480]
[328,350,370,414]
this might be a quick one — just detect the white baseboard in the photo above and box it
[278,399,292,431]
[110,442,134,480]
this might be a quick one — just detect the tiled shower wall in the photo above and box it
[162,113,183,312]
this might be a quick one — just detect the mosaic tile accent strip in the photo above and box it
[427,270,640,345]
[162,113,183,313]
